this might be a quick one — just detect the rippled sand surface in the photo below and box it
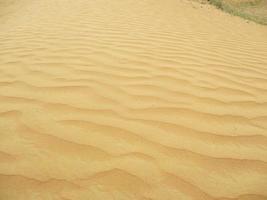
[1,0,267,199]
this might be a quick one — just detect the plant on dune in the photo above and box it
[207,0,267,25]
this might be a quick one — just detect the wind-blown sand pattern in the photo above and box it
[1,0,267,199]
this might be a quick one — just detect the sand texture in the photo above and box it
[1,0,267,199]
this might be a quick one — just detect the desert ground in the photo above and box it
[0,0,267,199]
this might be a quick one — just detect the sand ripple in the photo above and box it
[0,0,267,199]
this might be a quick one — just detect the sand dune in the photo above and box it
[1,0,267,199]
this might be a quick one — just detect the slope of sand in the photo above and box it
[1,0,267,199]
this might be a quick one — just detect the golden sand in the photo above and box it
[0,0,267,199]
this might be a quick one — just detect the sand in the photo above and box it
[0,0,267,199]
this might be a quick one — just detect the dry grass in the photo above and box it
[206,0,267,25]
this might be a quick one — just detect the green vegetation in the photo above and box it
[207,0,267,25]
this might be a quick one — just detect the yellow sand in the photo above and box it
[0,0,267,199]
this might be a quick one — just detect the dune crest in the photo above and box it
[0,0,267,199]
